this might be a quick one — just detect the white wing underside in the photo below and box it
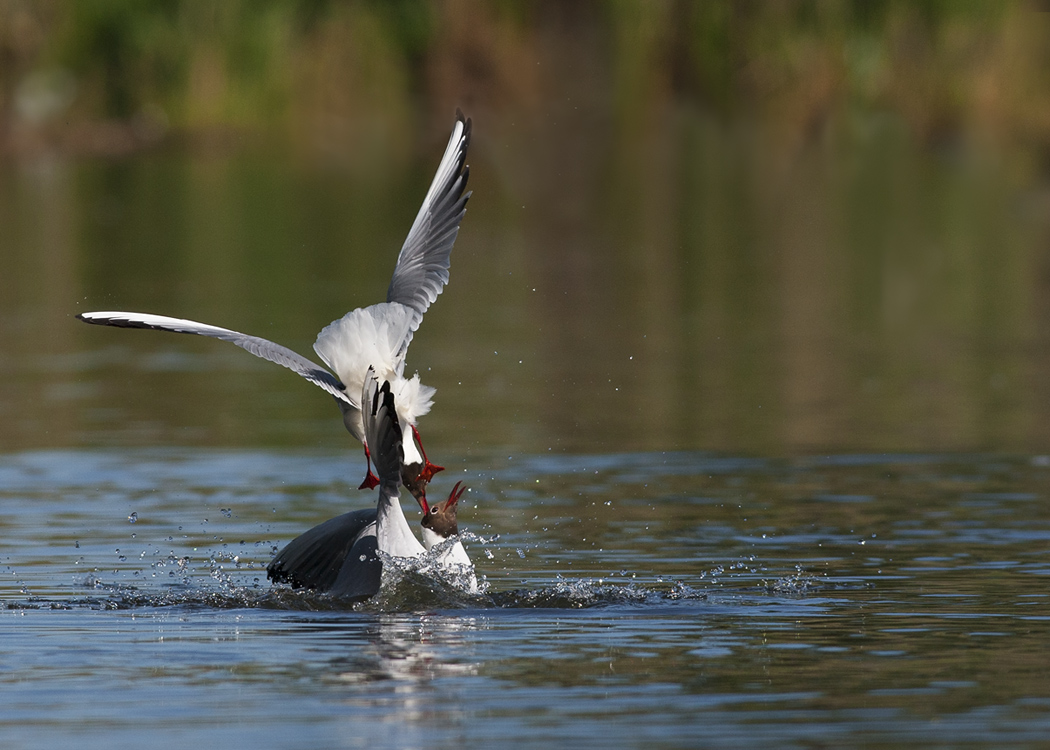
[75,311,352,405]
[313,303,435,447]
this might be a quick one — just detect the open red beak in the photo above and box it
[445,481,466,510]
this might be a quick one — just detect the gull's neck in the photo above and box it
[376,481,425,558]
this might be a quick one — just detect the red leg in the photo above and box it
[358,443,380,490]
[411,425,444,483]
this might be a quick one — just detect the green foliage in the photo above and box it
[56,0,186,117]
[0,0,1044,156]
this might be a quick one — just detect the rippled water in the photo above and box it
[5,72,1050,748]
[3,449,1049,748]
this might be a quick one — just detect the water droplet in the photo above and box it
[128,512,137,524]
[516,548,526,559]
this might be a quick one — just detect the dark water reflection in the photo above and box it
[3,108,1050,457]
[2,449,1050,747]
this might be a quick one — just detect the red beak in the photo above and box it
[446,481,466,510]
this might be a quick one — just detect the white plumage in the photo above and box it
[360,368,427,560]
[312,302,435,464]
[77,111,472,499]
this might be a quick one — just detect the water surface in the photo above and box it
[3,449,1049,748]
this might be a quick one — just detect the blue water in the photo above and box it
[3,449,1050,748]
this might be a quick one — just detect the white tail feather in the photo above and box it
[393,374,435,425]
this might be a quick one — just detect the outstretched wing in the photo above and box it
[386,109,472,354]
[267,507,378,592]
[76,311,352,406]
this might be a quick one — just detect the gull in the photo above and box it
[421,481,477,590]
[77,110,472,504]
[267,368,477,600]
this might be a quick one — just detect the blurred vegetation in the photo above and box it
[1,1,1049,162]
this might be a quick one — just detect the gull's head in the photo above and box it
[401,462,431,514]
[401,459,445,515]
[421,481,466,539]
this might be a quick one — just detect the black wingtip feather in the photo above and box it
[454,109,472,163]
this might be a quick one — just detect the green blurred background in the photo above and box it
[4,0,1050,457]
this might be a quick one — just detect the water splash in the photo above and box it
[24,525,818,613]
[765,565,827,596]
[3,561,837,613]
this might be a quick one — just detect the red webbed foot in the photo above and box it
[358,443,380,490]
[411,424,445,483]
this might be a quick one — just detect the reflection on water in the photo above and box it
[2,449,1050,746]
[2,107,1050,459]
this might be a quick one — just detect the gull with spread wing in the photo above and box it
[77,111,472,505]
[267,368,477,600]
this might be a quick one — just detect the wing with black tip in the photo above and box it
[385,110,472,354]
[77,311,352,406]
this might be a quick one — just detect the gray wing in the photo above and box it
[76,311,353,406]
[330,533,382,602]
[267,507,378,592]
[386,109,472,354]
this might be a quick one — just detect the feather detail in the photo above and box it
[313,302,414,393]
[387,110,472,354]
[392,374,435,426]
[76,311,350,405]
